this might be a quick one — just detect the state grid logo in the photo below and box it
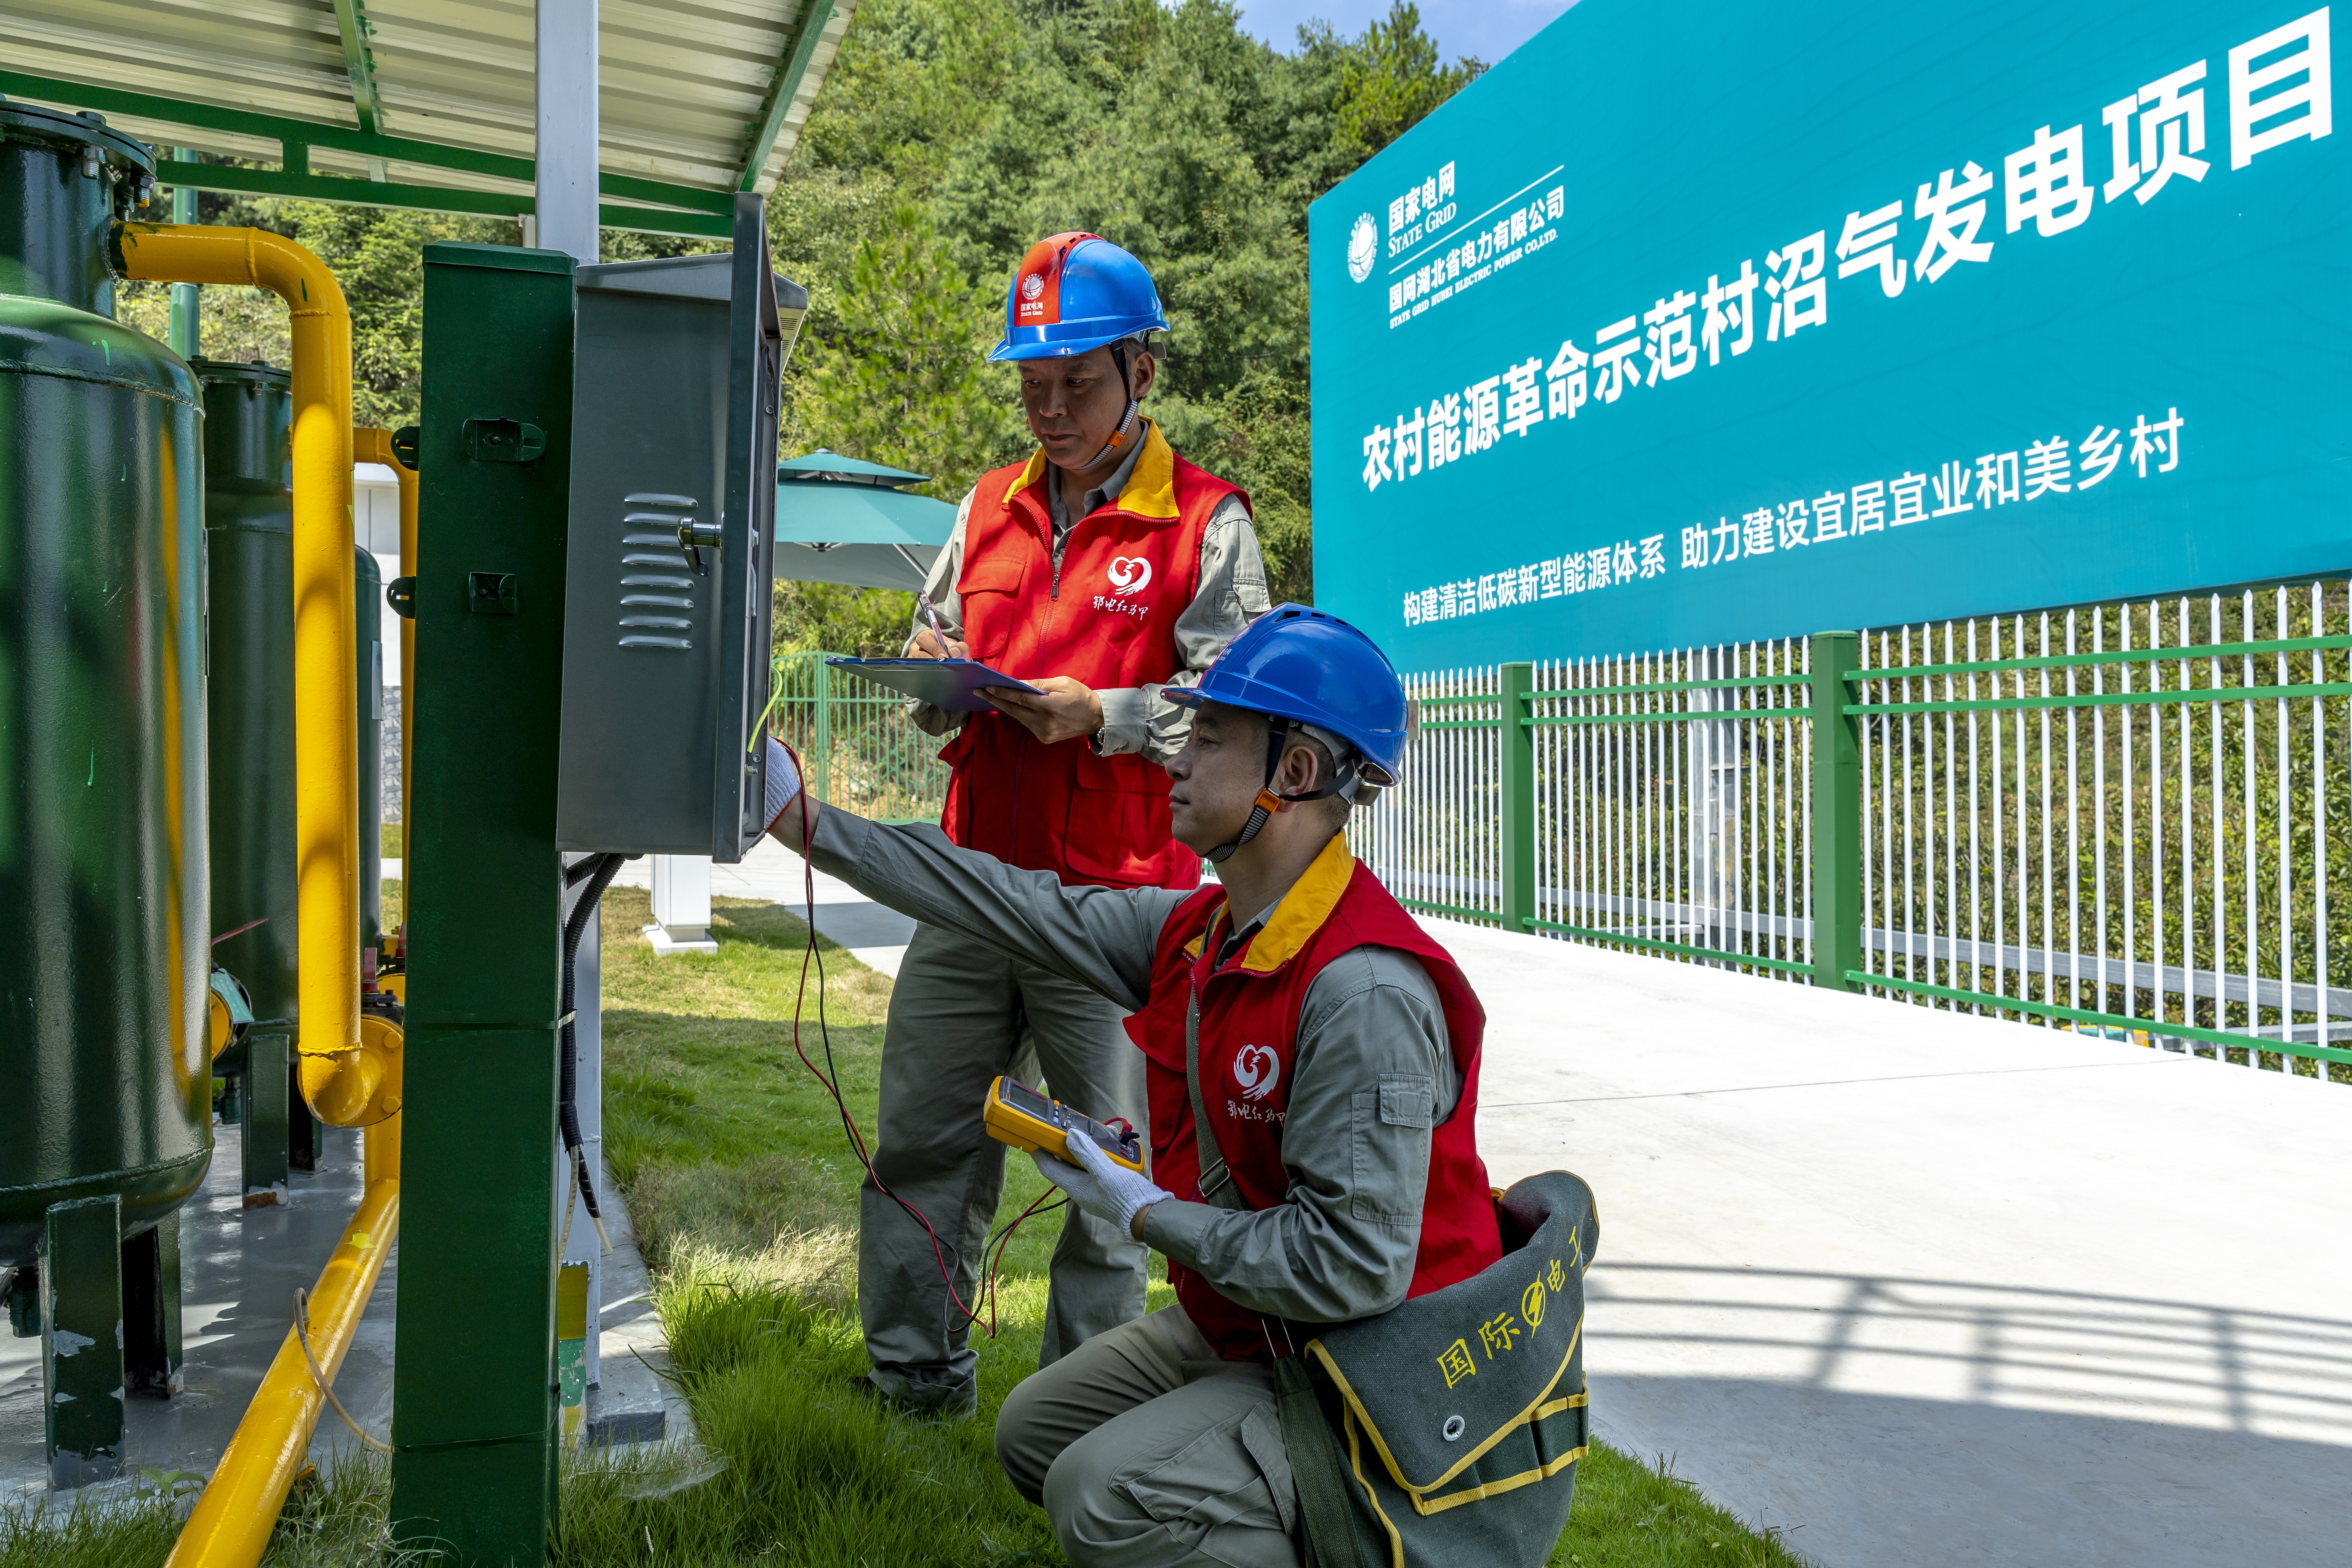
[1234,1043,1280,1102]
[1105,556,1152,595]
[1020,272,1046,301]
[1348,213,1377,283]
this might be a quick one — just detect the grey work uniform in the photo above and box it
[863,434,1270,1411]
[810,809,1459,1568]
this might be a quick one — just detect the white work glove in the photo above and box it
[1032,1129,1171,1239]
[762,735,803,831]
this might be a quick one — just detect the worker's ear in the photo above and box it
[1129,350,1156,401]
[1278,737,1327,797]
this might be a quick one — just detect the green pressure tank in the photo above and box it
[200,361,299,1071]
[0,102,209,1256]
[0,99,208,1475]
[200,361,386,1158]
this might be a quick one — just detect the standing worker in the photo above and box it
[874,232,1272,1414]
[764,607,1593,1567]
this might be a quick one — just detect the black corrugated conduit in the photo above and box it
[560,851,631,1252]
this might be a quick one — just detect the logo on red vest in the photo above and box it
[1233,1043,1281,1102]
[1105,556,1153,595]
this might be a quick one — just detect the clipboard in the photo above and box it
[826,657,1045,713]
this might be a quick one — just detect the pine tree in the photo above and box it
[788,201,1013,501]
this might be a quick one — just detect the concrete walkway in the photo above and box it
[1446,918,2352,1568]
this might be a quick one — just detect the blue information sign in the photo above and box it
[1309,0,2347,662]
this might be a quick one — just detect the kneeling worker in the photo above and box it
[765,607,1589,1566]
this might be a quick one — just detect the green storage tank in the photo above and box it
[0,98,209,1482]
[200,360,387,1179]
[201,361,299,1077]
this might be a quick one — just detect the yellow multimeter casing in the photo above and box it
[984,1076,1146,1174]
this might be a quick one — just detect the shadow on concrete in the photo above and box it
[1590,1262,2352,1567]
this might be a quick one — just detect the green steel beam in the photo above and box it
[391,242,577,1559]
[330,0,384,136]
[0,71,734,233]
[149,159,732,239]
[1807,631,1863,993]
[737,3,834,191]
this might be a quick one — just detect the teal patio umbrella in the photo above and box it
[773,449,956,592]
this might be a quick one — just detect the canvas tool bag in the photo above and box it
[1275,1171,1596,1568]
[1185,1010,1596,1567]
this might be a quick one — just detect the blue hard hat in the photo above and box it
[1167,605,1411,784]
[989,232,1169,362]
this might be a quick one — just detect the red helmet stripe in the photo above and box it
[1011,231,1102,330]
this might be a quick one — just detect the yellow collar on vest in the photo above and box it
[1000,421,1179,522]
[1183,834,1356,973]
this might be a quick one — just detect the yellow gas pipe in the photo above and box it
[120,225,405,1568]
[162,1165,398,1568]
[117,225,399,1126]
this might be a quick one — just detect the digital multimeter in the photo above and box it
[984,1076,1147,1174]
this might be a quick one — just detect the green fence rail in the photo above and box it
[1356,583,2352,1081]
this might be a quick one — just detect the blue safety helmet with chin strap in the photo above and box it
[1166,605,1412,862]
[989,232,1169,362]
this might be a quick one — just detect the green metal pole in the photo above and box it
[167,154,198,358]
[1808,631,1863,991]
[815,653,832,806]
[1500,660,1535,931]
[391,241,575,1561]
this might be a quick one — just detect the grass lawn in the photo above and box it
[574,886,1811,1568]
[0,883,1811,1567]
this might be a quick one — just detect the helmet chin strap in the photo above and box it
[1068,339,1143,474]
[1202,715,1363,866]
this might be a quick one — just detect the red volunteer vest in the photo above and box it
[1125,837,1503,1363]
[941,422,1243,889]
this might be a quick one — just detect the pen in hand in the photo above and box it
[913,590,966,660]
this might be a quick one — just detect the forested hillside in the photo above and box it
[118,0,1480,649]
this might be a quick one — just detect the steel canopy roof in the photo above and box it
[0,0,858,235]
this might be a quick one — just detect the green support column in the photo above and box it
[390,241,575,1563]
[1499,660,1535,932]
[1807,631,1864,991]
[288,1058,323,1172]
[42,1195,123,1486]
[122,1212,183,1395]
[167,153,199,358]
[813,653,832,804]
[241,1030,290,1196]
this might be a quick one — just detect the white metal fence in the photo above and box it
[1352,580,2352,1085]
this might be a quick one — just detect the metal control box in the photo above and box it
[555,195,806,860]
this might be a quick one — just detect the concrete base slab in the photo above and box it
[4,1123,692,1512]
[0,1123,393,1505]
[584,1155,694,1450]
[1436,916,2352,1568]
[641,924,720,956]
